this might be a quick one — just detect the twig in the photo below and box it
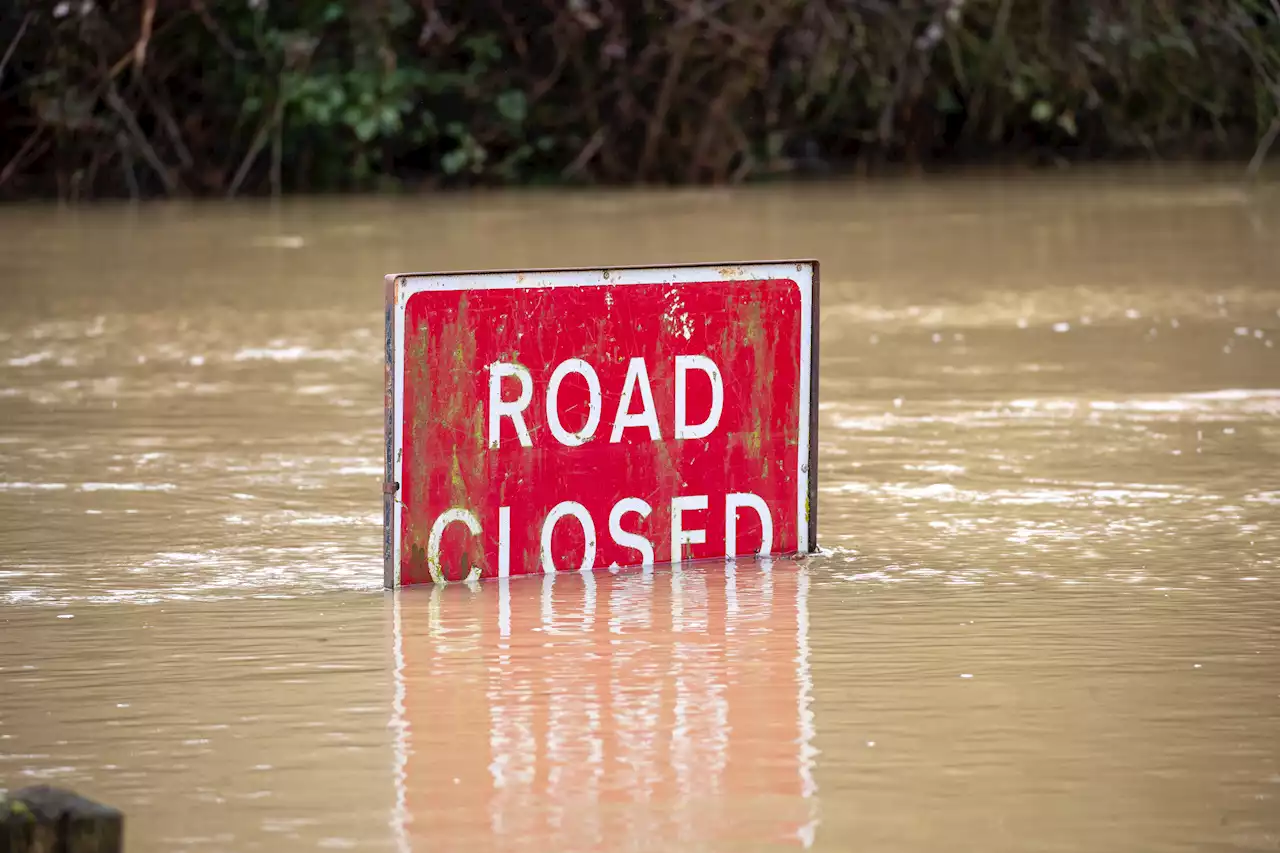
[134,0,157,70]
[85,149,103,198]
[959,0,1013,144]
[103,8,185,82]
[726,116,756,183]
[562,127,606,178]
[637,26,693,180]
[0,127,46,187]
[877,38,914,146]
[529,49,568,101]
[0,11,32,87]
[1247,116,1280,181]
[690,92,730,182]
[104,82,179,195]
[494,5,531,60]
[228,121,271,197]
[190,0,245,60]
[270,90,284,197]
[116,130,141,200]
[1216,14,1280,180]
[138,78,194,169]
[228,113,276,197]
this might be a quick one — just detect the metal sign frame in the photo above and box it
[383,260,820,588]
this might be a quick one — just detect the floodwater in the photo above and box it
[1,167,1278,852]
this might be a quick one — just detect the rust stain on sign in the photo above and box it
[385,261,819,586]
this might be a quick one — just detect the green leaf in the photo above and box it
[388,0,414,28]
[354,117,379,142]
[935,87,961,115]
[496,90,528,124]
[425,71,466,95]
[463,34,501,65]
[441,149,469,175]
[1031,100,1054,122]
[1057,111,1078,137]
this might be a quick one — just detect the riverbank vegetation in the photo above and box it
[1,0,1278,199]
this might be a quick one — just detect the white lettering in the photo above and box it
[610,358,660,443]
[608,497,653,567]
[725,493,773,557]
[670,494,708,563]
[674,355,724,440]
[498,505,511,578]
[540,500,596,573]
[547,359,602,447]
[487,362,533,448]
[427,508,481,584]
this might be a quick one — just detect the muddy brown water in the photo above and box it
[1,168,1278,852]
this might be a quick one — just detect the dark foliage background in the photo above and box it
[1,0,1278,198]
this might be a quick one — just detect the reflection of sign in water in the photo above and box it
[391,562,819,850]
[383,263,819,587]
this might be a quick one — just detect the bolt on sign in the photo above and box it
[383,261,819,587]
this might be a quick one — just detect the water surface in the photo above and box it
[1,168,1278,851]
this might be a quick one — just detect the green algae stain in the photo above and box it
[448,449,468,514]
[739,297,764,347]
[729,291,772,463]
[742,415,762,459]
[470,402,485,450]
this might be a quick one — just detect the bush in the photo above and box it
[0,0,1277,198]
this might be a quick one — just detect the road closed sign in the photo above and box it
[383,261,818,587]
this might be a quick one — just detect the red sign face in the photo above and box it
[384,262,818,586]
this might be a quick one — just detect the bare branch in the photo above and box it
[0,127,45,188]
[104,82,179,195]
[0,12,32,87]
[1247,117,1280,180]
[134,0,157,70]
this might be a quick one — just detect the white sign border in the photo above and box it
[384,261,819,588]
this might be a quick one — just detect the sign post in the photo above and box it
[383,261,819,587]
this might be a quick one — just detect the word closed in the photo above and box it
[384,262,819,586]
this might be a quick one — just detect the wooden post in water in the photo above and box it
[1,785,123,853]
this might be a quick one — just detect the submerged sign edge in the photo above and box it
[382,260,821,589]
